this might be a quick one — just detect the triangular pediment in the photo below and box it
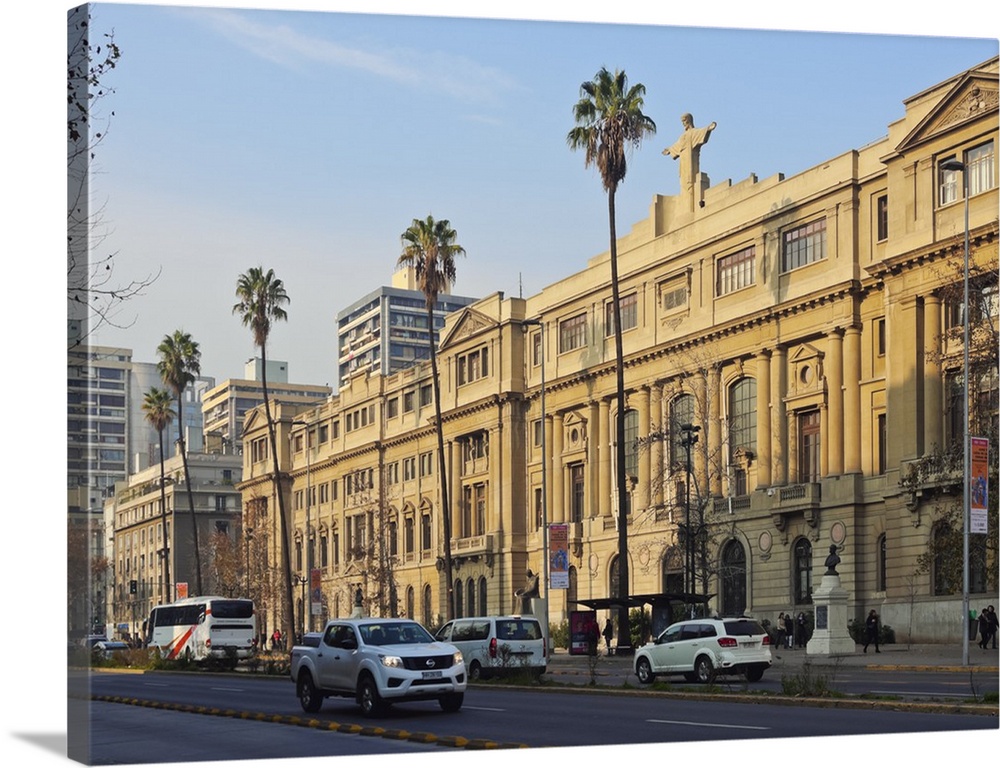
[895,70,999,155]
[789,343,822,364]
[439,307,496,349]
[241,408,265,436]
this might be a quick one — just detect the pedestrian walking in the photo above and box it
[977,608,991,649]
[602,618,614,655]
[775,612,786,649]
[784,612,794,649]
[271,628,282,651]
[863,609,880,653]
[796,612,807,648]
[985,606,999,650]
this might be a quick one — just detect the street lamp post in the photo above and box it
[522,319,549,647]
[940,157,971,666]
[679,423,700,614]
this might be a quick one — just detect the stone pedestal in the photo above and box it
[806,574,856,655]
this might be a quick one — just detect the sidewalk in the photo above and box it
[546,642,999,678]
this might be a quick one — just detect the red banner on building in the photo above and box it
[970,436,989,534]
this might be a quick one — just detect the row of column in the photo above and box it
[536,323,868,522]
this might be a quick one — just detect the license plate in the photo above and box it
[740,641,756,648]
[421,670,443,679]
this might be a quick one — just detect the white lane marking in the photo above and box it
[143,682,171,687]
[868,690,970,698]
[463,706,506,712]
[210,687,247,692]
[647,719,769,731]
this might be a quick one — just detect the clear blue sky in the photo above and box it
[6,3,999,768]
[69,2,999,389]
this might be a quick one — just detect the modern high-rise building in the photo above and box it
[201,359,332,454]
[336,266,477,386]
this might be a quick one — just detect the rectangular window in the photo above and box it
[799,410,821,483]
[534,487,543,530]
[570,464,585,523]
[458,348,489,385]
[605,293,638,335]
[403,392,415,413]
[877,412,887,475]
[419,451,434,477]
[939,156,961,205]
[876,195,888,241]
[474,484,486,535]
[967,141,995,196]
[532,419,542,448]
[661,278,688,312]
[386,461,399,485]
[404,517,414,554]
[782,218,827,272]
[716,246,756,296]
[875,317,886,356]
[532,332,542,368]
[403,457,416,481]
[420,385,433,406]
[559,313,586,353]
[386,398,398,419]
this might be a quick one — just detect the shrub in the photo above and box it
[549,619,569,649]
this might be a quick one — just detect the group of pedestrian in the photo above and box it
[775,611,808,649]
[976,605,998,650]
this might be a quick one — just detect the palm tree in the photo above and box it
[568,67,656,652]
[157,330,204,596]
[142,387,176,603]
[233,267,293,645]
[397,215,465,621]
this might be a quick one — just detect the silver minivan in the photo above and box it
[435,615,546,680]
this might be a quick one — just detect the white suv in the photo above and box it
[634,617,772,684]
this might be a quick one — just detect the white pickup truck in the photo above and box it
[289,617,466,717]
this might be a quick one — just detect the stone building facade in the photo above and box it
[238,58,998,642]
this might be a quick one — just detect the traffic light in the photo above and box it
[129,580,137,595]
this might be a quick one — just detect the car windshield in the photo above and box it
[359,622,434,645]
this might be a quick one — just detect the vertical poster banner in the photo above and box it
[176,582,188,600]
[310,568,323,615]
[549,523,569,589]
[970,436,989,533]
[569,610,597,655]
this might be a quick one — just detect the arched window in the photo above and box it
[406,586,414,619]
[662,546,684,594]
[610,555,620,599]
[478,577,487,615]
[454,580,463,619]
[720,540,747,616]
[728,378,757,457]
[793,538,813,604]
[466,578,475,616]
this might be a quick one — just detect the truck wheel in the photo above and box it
[635,657,655,685]
[297,671,323,713]
[438,692,464,712]
[357,674,386,717]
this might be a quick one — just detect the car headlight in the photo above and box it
[379,654,404,668]
[453,651,463,667]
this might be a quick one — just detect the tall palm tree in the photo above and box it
[142,388,176,603]
[568,67,656,652]
[233,267,293,645]
[157,330,204,596]
[397,215,465,621]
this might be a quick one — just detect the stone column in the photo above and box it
[599,398,612,519]
[587,400,600,519]
[552,412,565,523]
[636,386,650,511]
[771,347,788,486]
[843,327,862,474]
[923,296,942,457]
[756,349,772,488]
[650,383,665,509]
[827,328,844,477]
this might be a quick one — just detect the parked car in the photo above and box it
[435,615,546,680]
[79,635,109,650]
[290,618,465,717]
[92,640,131,658]
[634,617,772,684]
